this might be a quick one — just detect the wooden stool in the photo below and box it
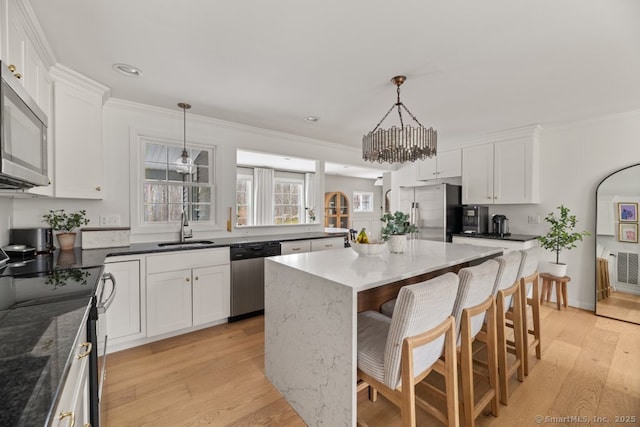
[539,273,571,310]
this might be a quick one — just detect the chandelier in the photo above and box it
[362,76,437,163]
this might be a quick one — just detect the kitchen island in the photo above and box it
[264,239,502,426]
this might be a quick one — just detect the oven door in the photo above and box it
[95,273,116,421]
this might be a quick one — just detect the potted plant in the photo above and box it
[380,211,418,253]
[537,205,590,277]
[42,209,90,250]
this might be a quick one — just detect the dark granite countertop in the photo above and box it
[452,233,540,242]
[0,266,103,427]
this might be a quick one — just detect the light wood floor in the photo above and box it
[103,306,640,426]
[596,290,640,324]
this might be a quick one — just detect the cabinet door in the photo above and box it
[416,157,438,180]
[104,260,142,341]
[437,149,462,178]
[192,265,230,325]
[147,270,192,337]
[4,0,26,86]
[280,240,311,255]
[462,144,494,204]
[53,341,91,427]
[311,237,344,251]
[53,78,104,199]
[494,137,538,203]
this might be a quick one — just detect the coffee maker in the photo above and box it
[492,214,510,237]
[462,206,489,234]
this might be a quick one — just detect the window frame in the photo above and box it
[273,175,305,225]
[236,172,253,226]
[352,191,374,213]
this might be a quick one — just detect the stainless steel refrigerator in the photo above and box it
[399,183,462,242]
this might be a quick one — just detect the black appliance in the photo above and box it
[462,205,489,234]
[10,227,54,253]
[492,214,510,237]
[229,241,281,321]
[0,60,49,188]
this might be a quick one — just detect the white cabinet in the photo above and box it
[146,248,230,337]
[51,65,109,199]
[52,331,91,427]
[311,236,344,252]
[280,240,311,255]
[281,237,344,255]
[462,134,539,205]
[104,258,143,346]
[416,149,462,180]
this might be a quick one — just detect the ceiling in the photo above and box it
[30,0,640,152]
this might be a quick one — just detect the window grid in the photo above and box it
[236,175,252,226]
[274,178,304,225]
[353,191,374,213]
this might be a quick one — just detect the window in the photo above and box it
[274,177,304,224]
[236,174,253,226]
[353,191,374,212]
[143,140,213,224]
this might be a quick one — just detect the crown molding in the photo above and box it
[16,0,57,68]
[50,64,111,103]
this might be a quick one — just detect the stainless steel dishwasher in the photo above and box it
[229,241,281,321]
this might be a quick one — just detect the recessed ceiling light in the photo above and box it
[304,116,319,122]
[112,63,143,77]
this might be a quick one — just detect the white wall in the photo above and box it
[0,199,13,246]
[324,175,383,241]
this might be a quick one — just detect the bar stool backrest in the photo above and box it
[493,251,522,310]
[517,247,540,294]
[384,272,459,389]
[452,259,500,344]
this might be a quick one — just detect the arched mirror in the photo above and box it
[595,163,640,324]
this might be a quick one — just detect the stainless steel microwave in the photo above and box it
[0,61,48,189]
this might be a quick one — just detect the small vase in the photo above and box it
[388,234,407,254]
[546,262,567,277]
[57,232,77,251]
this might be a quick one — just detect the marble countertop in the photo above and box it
[452,233,540,242]
[267,239,503,292]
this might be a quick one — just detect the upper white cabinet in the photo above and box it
[416,149,462,180]
[462,126,540,204]
[51,65,110,199]
[1,0,53,114]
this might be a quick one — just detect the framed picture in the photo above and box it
[619,223,638,243]
[618,202,638,222]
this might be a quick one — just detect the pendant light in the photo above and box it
[362,75,437,164]
[175,102,194,174]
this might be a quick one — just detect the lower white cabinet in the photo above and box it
[104,259,143,345]
[53,335,91,427]
[281,237,344,255]
[146,248,230,338]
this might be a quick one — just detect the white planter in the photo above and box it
[546,262,568,277]
[388,234,408,254]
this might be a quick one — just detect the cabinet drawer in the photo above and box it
[147,248,229,274]
[311,237,345,252]
[280,240,311,255]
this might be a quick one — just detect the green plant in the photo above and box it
[537,205,590,264]
[42,209,90,233]
[380,211,418,241]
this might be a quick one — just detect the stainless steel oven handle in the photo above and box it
[98,272,117,312]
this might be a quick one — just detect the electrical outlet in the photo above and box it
[99,214,121,227]
[528,215,540,224]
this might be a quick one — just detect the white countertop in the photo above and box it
[267,239,502,292]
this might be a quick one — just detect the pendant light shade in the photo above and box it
[362,76,437,164]
[175,102,194,175]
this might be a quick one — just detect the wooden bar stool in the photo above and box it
[540,273,571,310]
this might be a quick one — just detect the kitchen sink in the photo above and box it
[157,240,214,247]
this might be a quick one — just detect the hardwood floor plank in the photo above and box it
[103,307,640,427]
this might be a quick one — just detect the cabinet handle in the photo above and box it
[76,342,92,359]
[194,276,199,281]
[186,277,190,282]
[324,244,333,247]
[432,172,437,175]
[292,247,301,251]
[95,186,101,191]
[59,411,75,427]
[14,73,22,79]
[8,64,16,72]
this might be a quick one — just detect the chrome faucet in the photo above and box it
[180,209,193,243]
